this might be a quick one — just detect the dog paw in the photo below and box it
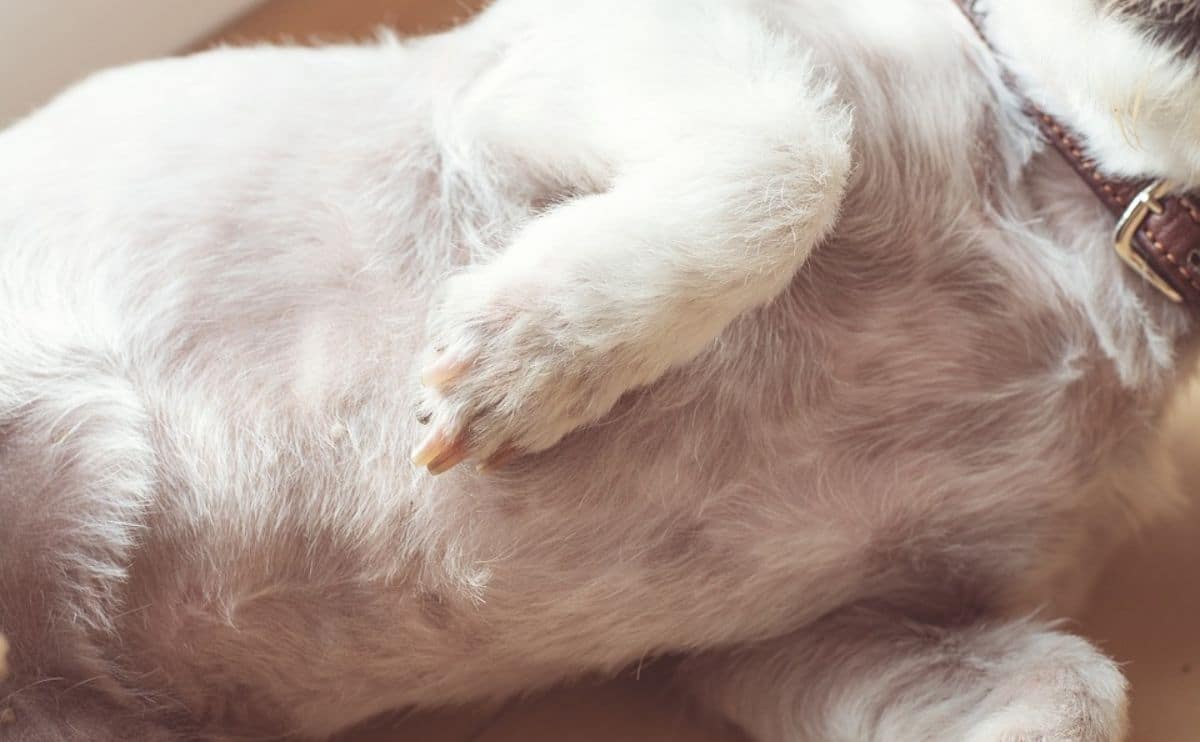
[963,670,1129,742]
[966,711,1123,742]
[411,260,637,474]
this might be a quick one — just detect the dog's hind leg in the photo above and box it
[681,608,1128,742]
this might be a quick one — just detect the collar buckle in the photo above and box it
[1114,180,1183,303]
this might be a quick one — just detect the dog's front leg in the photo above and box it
[413,1,852,471]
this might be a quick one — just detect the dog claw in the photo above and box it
[411,430,455,468]
[413,430,469,475]
[427,444,468,475]
[421,355,469,389]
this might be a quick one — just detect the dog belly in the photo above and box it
[0,45,861,737]
[97,363,870,734]
[0,9,1173,737]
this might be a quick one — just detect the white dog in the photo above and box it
[1,0,1199,739]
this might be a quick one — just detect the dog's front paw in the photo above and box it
[411,260,637,474]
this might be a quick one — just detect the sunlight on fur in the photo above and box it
[0,1,1198,740]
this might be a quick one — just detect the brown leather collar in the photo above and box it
[957,1,1200,307]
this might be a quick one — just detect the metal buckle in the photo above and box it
[1114,180,1183,303]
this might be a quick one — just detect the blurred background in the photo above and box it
[2,1,1198,739]
[0,1,258,124]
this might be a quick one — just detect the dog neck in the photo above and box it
[960,0,1200,310]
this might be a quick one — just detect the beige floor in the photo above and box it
[205,2,1200,739]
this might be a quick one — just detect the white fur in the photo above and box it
[0,0,1197,740]
[985,0,1200,184]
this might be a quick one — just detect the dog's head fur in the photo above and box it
[985,0,1200,187]
[1105,0,1200,56]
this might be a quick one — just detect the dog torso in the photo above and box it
[0,0,1196,738]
